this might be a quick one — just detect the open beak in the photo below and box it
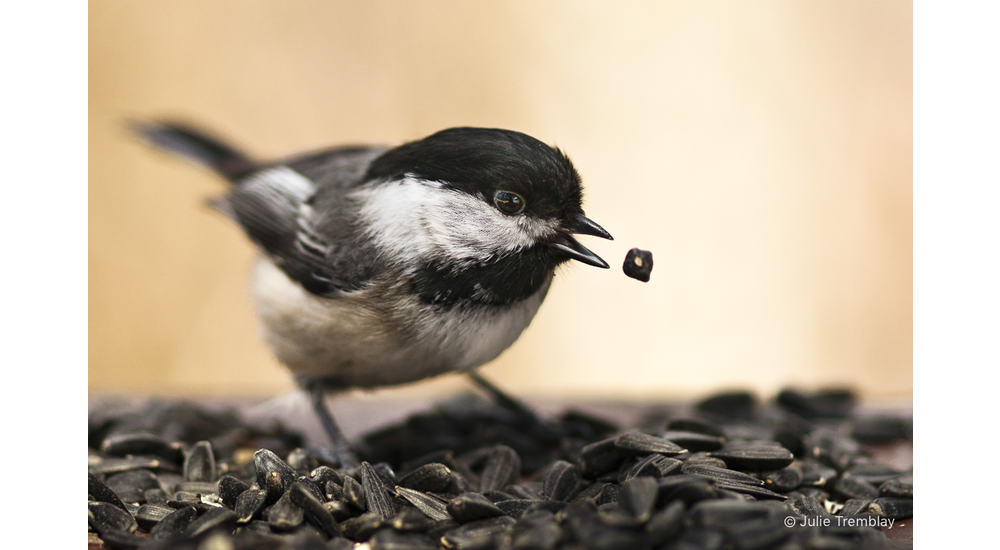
[547,213,614,269]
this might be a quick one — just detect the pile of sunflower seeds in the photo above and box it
[88,389,912,550]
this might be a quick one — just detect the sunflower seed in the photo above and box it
[644,500,685,546]
[683,464,764,486]
[341,512,382,541]
[447,492,506,523]
[541,460,580,501]
[511,512,562,550]
[398,463,454,493]
[800,459,837,487]
[89,456,165,475]
[150,505,198,540]
[88,501,138,535]
[254,449,296,497]
[657,475,720,506]
[689,499,773,528]
[134,503,174,530]
[660,431,726,452]
[843,463,903,485]
[235,487,267,523]
[268,490,304,531]
[100,432,174,457]
[696,391,757,417]
[577,438,626,479]
[878,474,913,498]
[619,476,658,522]
[832,474,879,502]
[479,445,521,492]
[618,454,682,482]
[839,499,871,517]
[93,530,148,550]
[614,430,686,456]
[868,497,912,519]
[290,480,342,537]
[217,475,249,508]
[709,444,794,471]
[182,506,238,538]
[396,486,452,521]
[105,469,161,503]
[369,528,438,550]
[89,473,129,512]
[622,248,653,282]
[286,448,318,473]
[343,474,366,510]
[362,461,396,518]
[759,464,803,492]
[441,516,516,549]
[183,441,216,482]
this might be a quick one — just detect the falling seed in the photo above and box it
[623,248,653,282]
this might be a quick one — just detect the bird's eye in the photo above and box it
[493,191,526,215]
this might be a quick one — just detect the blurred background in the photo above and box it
[89,1,911,405]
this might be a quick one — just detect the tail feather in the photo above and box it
[130,120,258,181]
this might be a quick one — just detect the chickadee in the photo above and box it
[134,123,613,465]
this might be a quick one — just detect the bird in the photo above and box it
[133,122,613,466]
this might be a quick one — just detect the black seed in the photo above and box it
[709,444,794,471]
[398,463,454,493]
[695,390,757,417]
[776,388,856,419]
[183,440,216,482]
[618,454,682,482]
[396,486,452,522]
[290,480,343,537]
[511,512,562,550]
[143,488,168,505]
[507,482,543,500]
[657,475,720,506]
[660,431,726,452]
[683,464,765,486]
[447,492,506,523]
[495,499,536,519]
[254,449,297,498]
[843,463,904,485]
[100,432,173,457]
[878,474,913,498]
[134,503,174,530]
[343,475,366,510]
[868,498,912,519]
[541,460,580,501]
[310,465,341,488]
[576,438,626,479]
[441,516,516,549]
[479,445,522,492]
[89,473,129,512]
[800,459,837,487]
[614,431,686,456]
[839,499,871,517]
[832,474,879,501]
[105,469,161,503]
[217,475,249,508]
[89,456,165,475]
[88,501,138,535]
[850,415,912,443]
[175,481,219,494]
[362,461,396,519]
[341,512,383,541]
[183,506,238,538]
[788,494,830,518]
[759,464,803,492]
[268,490,305,531]
[595,483,620,506]
[712,479,787,501]
[150,505,198,540]
[622,248,653,282]
[619,476,658,522]
[680,453,728,471]
[93,529,148,550]
[235,488,267,523]
[644,500,685,546]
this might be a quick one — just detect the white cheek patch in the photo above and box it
[354,176,558,267]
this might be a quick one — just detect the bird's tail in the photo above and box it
[130,120,258,181]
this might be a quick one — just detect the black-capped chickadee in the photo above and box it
[134,123,613,465]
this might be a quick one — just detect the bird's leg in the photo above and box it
[467,372,564,441]
[305,382,361,469]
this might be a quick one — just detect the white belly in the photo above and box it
[250,259,550,389]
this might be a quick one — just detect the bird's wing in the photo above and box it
[216,147,387,297]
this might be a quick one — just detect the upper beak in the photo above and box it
[547,213,614,269]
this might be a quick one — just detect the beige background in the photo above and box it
[89,1,912,402]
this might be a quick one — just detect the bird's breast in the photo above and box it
[250,258,551,390]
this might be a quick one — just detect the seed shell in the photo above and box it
[622,248,653,282]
